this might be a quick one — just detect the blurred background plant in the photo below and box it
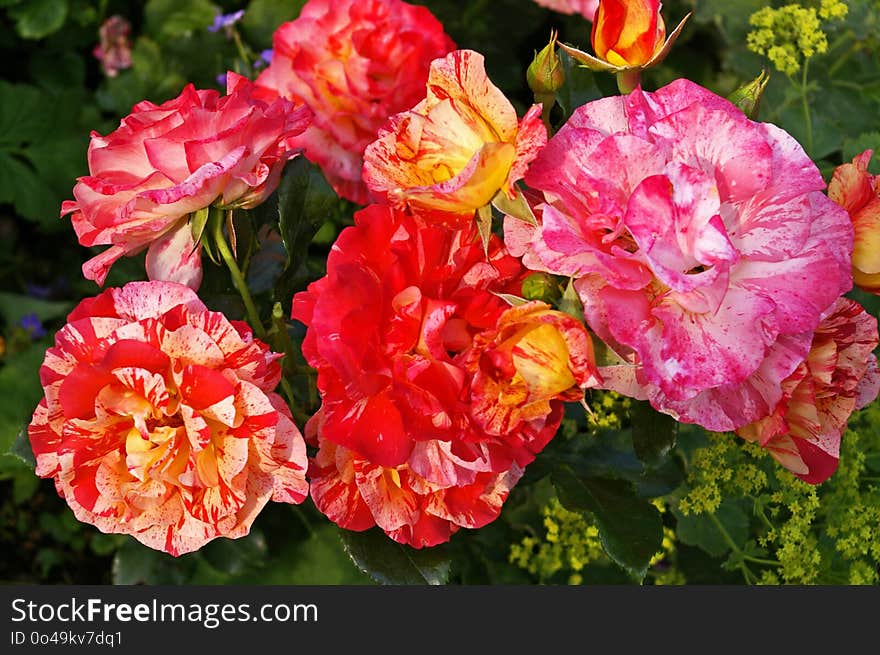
[1,0,878,585]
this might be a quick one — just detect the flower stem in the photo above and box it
[616,69,642,94]
[212,208,267,341]
[800,59,813,155]
[708,511,780,583]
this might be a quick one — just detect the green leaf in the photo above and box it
[199,531,267,577]
[0,341,48,459]
[112,539,192,584]
[9,0,68,40]
[240,524,371,584]
[144,0,218,42]
[491,187,536,225]
[672,500,750,558]
[0,81,46,145]
[842,132,880,174]
[556,50,601,120]
[557,278,584,322]
[277,158,338,261]
[0,292,72,326]
[274,158,343,300]
[630,400,678,469]
[340,528,452,585]
[552,465,663,580]
[241,0,305,48]
[9,427,36,468]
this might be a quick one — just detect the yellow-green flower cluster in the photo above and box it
[760,473,822,584]
[746,1,847,75]
[822,404,880,585]
[819,0,849,20]
[586,390,630,432]
[509,498,606,584]
[674,399,880,585]
[677,433,737,515]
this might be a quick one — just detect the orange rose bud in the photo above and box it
[557,0,690,93]
[828,150,880,294]
[591,0,666,68]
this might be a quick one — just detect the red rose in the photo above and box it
[28,281,308,555]
[293,205,598,546]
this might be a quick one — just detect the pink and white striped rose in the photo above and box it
[506,79,853,431]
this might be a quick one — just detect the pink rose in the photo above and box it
[507,79,853,431]
[28,281,309,556]
[254,0,455,204]
[63,73,311,289]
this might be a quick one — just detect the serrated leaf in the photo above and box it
[235,524,370,584]
[274,158,342,299]
[842,132,880,174]
[672,500,749,558]
[340,528,451,585]
[630,400,678,469]
[552,465,662,580]
[9,0,67,40]
[0,81,46,145]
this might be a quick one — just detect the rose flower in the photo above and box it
[254,0,454,204]
[507,79,853,432]
[828,149,880,294]
[738,298,880,484]
[294,205,597,546]
[28,281,308,556]
[63,73,311,289]
[363,49,547,223]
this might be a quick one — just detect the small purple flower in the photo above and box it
[216,72,228,87]
[20,313,46,340]
[254,49,274,70]
[208,9,245,33]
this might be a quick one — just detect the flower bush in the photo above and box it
[2,0,880,586]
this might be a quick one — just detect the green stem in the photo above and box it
[616,69,642,94]
[800,59,813,155]
[213,209,266,340]
[291,505,315,537]
[280,377,296,411]
[708,512,781,581]
[231,30,253,71]
[708,511,742,554]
